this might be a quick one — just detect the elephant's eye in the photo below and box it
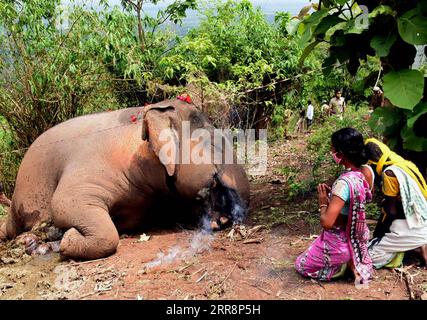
[190,113,204,128]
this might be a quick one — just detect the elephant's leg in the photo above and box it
[51,193,119,260]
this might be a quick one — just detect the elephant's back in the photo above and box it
[14,107,144,198]
[30,107,143,148]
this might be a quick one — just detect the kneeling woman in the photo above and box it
[295,128,374,284]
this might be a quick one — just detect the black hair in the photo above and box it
[308,100,312,104]
[331,127,368,167]
[365,141,383,162]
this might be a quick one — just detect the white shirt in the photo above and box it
[306,104,314,120]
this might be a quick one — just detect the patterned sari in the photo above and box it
[295,170,373,283]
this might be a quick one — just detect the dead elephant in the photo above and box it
[0,99,250,260]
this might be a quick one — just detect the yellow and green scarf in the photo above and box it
[364,138,427,200]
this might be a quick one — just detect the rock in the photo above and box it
[36,280,51,290]
[421,293,427,300]
[1,256,17,264]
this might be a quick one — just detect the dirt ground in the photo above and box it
[1,135,426,300]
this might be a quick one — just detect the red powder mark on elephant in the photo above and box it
[177,94,192,104]
[130,115,137,123]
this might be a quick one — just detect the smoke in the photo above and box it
[227,188,247,224]
[143,246,182,269]
[142,214,214,271]
[231,202,246,224]
[141,183,247,271]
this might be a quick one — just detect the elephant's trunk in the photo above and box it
[201,174,248,230]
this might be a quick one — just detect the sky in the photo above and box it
[61,0,313,34]
[63,0,313,18]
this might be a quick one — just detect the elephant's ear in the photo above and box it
[142,104,178,177]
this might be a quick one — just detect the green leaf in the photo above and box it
[401,126,427,152]
[325,21,347,40]
[370,34,397,57]
[368,5,396,19]
[383,69,424,110]
[298,9,329,47]
[313,14,344,37]
[368,107,403,136]
[398,8,427,45]
[407,102,427,128]
[345,19,367,34]
[330,30,346,46]
[286,18,301,35]
[298,40,321,66]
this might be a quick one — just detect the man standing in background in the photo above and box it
[295,109,305,135]
[370,86,384,110]
[306,100,314,131]
[329,89,346,119]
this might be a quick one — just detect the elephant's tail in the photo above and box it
[0,194,11,207]
[0,221,7,241]
[0,211,17,241]
[0,196,15,241]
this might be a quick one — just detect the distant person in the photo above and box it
[306,100,314,130]
[295,109,305,135]
[370,86,384,110]
[283,109,293,137]
[320,101,329,120]
[329,89,346,119]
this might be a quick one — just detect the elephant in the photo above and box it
[0,98,250,260]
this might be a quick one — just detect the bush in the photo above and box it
[307,105,376,185]
[0,118,20,196]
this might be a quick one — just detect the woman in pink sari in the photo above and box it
[295,128,374,285]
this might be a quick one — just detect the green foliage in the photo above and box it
[0,0,120,148]
[159,0,301,87]
[308,106,374,183]
[0,118,19,196]
[157,0,339,132]
[383,69,424,110]
[0,0,401,196]
[297,0,427,169]
[0,0,196,192]
[365,202,381,220]
[368,107,404,137]
[370,34,396,57]
[397,7,427,45]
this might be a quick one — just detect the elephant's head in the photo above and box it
[141,99,250,229]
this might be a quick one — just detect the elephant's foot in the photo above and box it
[19,233,61,256]
[59,227,119,260]
[210,215,232,231]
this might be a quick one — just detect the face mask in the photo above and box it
[332,152,342,164]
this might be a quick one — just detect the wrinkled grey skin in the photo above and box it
[0,99,250,260]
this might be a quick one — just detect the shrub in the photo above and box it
[307,105,376,184]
